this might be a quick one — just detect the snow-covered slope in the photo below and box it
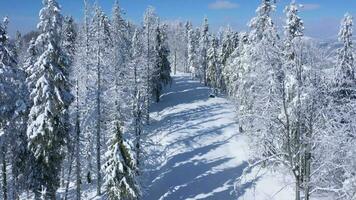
[142,73,294,200]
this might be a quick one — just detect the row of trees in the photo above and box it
[0,0,171,199]
[177,0,355,199]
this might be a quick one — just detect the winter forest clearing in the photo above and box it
[1,0,356,199]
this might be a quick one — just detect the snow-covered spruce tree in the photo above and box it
[187,22,199,78]
[219,26,239,92]
[143,6,159,124]
[129,28,146,169]
[206,35,221,94]
[103,121,139,200]
[0,16,27,200]
[14,31,25,66]
[199,17,209,85]
[335,13,355,98]
[151,25,171,103]
[111,0,132,125]
[22,37,42,200]
[61,15,77,200]
[223,32,248,96]
[62,16,77,64]
[248,0,277,42]
[183,21,191,73]
[26,0,73,198]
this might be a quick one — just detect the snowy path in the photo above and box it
[143,73,251,200]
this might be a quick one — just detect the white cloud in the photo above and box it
[301,3,321,11]
[208,0,239,10]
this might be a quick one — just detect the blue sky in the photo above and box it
[1,0,355,39]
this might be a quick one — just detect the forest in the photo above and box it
[0,0,355,199]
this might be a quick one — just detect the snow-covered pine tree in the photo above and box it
[143,6,159,124]
[90,5,112,195]
[248,0,277,42]
[0,19,31,199]
[129,29,143,168]
[70,1,93,197]
[152,25,171,103]
[223,32,248,96]
[62,16,77,64]
[187,21,197,77]
[111,0,132,125]
[219,26,239,92]
[206,35,221,94]
[80,0,95,186]
[335,13,355,98]
[199,17,209,86]
[62,15,77,200]
[14,31,25,66]
[184,21,191,73]
[25,0,73,198]
[103,122,139,200]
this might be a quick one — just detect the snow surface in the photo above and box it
[20,73,295,200]
[143,73,294,200]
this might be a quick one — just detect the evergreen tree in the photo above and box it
[335,13,355,98]
[130,29,145,169]
[0,16,22,200]
[199,17,209,85]
[206,35,221,94]
[62,15,77,200]
[152,25,171,103]
[248,0,277,42]
[219,27,239,92]
[103,122,139,200]
[25,0,73,199]
[90,5,112,195]
[143,6,159,124]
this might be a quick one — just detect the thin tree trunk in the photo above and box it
[96,31,102,196]
[174,51,177,75]
[146,23,151,125]
[75,80,81,200]
[64,152,74,200]
[1,146,7,200]
[84,0,92,185]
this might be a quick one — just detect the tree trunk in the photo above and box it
[146,24,151,125]
[64,152,74,200]
[295,177,300,200]
[174,51,177,75]
[1,146,7,200]
[75,80,81,200]
[96,33,102,196]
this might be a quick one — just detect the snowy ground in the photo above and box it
[21,73,295,200]
[142,73,295,200]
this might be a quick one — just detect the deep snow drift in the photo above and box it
[142,73,294,200]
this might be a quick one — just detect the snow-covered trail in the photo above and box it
[143,73,252,200]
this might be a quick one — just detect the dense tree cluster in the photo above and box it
[174,0,356,199]
[0,0,355,199]
[0,0,170,199]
